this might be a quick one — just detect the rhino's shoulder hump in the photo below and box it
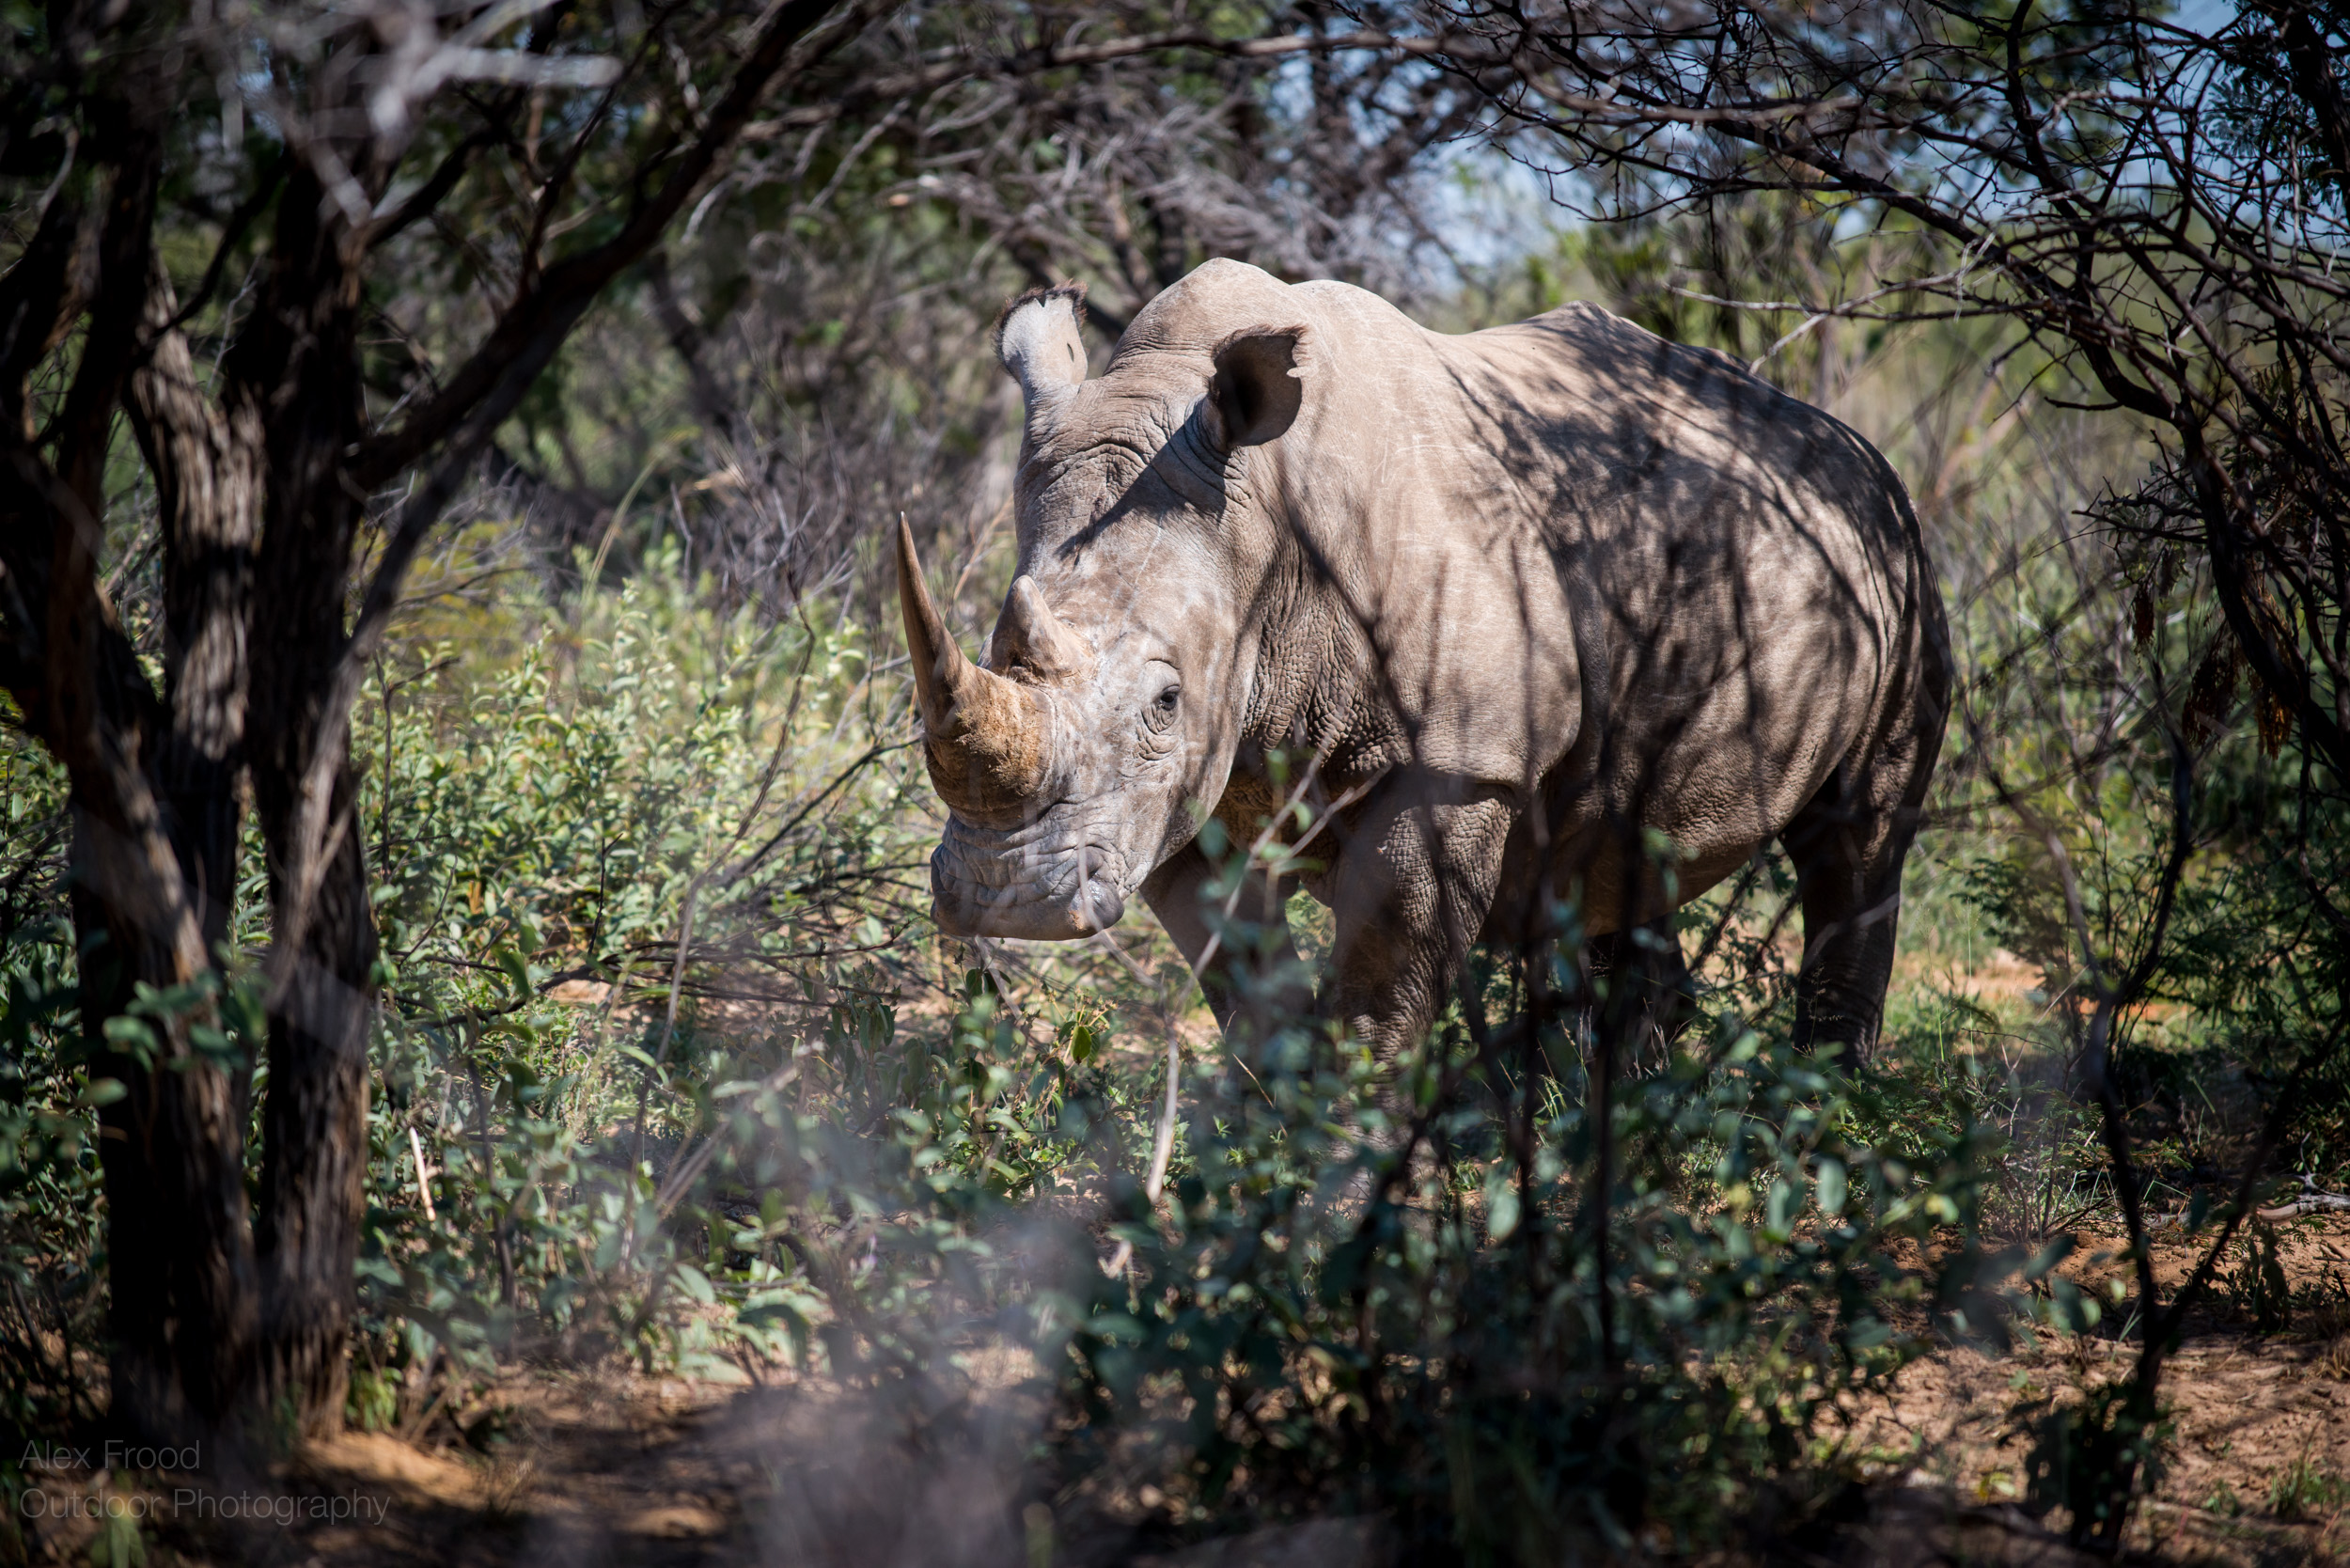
[1490,301,1749,387]
[1287,277,1439,349]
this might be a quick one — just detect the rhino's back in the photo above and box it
[1290,289,1935,872]
[1282,284,1919,616]
[1449,301,1910,557]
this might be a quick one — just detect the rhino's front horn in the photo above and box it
[896,517,1054,820]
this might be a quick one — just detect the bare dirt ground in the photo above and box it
[1830,1215,2350,1567]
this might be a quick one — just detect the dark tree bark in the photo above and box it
[107,246,273,1449]
[249,820,378,1435]
[2,125,264,1446]
[212,160,381,1437]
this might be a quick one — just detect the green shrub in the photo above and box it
[1026,832,2044,1558]
[0,743,104,1439]
[2266,1447,2350,1522]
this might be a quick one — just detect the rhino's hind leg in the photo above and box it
[1780,747,1932,1064]
[1586,917,1699,1071]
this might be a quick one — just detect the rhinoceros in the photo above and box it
[896,259,1947,1059]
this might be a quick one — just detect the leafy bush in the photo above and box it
[0,745,105,1439]
[2266,1448,2350,1522]
[1015,831,2048,1557]
[346,546,944,1396]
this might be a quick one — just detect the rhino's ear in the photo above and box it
[995,282,1089,410]
[1208,325,1308,450]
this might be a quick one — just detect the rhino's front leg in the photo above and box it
[1140,840,1311,1045]
[1323,781,1518,1059]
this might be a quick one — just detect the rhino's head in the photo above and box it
[900,264,1308,940]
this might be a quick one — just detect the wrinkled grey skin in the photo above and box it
[903,259,1948,1060]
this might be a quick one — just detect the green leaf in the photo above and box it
[1815,1156,1848,1217]
[672,1263,716,1307]
[2023,1234,2075,1282]
[1486,1182,1521,1242]
[1768,1175,1801,1235]
[102,1014,159,1062]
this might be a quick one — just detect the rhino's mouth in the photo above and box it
[931,813,1131,940]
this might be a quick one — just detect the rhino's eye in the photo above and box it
[1146,683,1181,732]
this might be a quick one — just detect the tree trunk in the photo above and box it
[86,260,275,1450]
[2,137,264,1450]
[235,165,380,1438]
[77,858,259,1448]
[249,811,377,1438]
